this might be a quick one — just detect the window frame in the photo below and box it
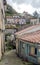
[29,46,37,58]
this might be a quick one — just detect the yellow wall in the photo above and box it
[30,46,35,55]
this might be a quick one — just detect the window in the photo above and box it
[30,46,35,55]
[35,48,37,55]
[29,46,37,57]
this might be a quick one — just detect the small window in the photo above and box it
[29,46,37,56]
[30,46,35,55]
[35,48,37,55]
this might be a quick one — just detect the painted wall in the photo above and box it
[0,32,5,60]
[0,33,2,60]
[0,0,5,60]
[16,39,40,64]
[30,18,39,25]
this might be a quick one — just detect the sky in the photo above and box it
[7,0,40,14]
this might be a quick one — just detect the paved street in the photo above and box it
[0,50,32,65]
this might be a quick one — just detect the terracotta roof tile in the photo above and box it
[19,30,40,43]
[15,24,40,36]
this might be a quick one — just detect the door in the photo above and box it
[25,44,28,57]
[18,41,22,57]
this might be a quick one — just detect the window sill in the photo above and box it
[29,54,37,58]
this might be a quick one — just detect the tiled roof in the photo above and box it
[15,24,40,36]
[19,30,40,43]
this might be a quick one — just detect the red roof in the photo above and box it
[15,24,40,36]
[19,30,40,43]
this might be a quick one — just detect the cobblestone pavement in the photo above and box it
[0,50,32,65]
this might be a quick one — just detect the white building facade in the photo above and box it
[30,18,39,25]
[6,16,26,25]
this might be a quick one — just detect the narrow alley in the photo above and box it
[0,50,32,65]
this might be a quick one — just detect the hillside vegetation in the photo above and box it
[5,4,17,16]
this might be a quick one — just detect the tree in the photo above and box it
[5,4,17,16]
[33,11,39,18]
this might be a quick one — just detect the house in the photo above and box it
[15,24,40,37]
[0,0,6,60]
[13,15,20,24]
[13,15,26,25]
[6,15,26,25]
[19,17,26,25]
[16,30,40,64]
[15,24,40,64]
[15,24,40,53]
[21,12,33,19]
[30,18,40,25]
[21,12,33,23]
[6,16,14,24]
[5,29,16,34]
